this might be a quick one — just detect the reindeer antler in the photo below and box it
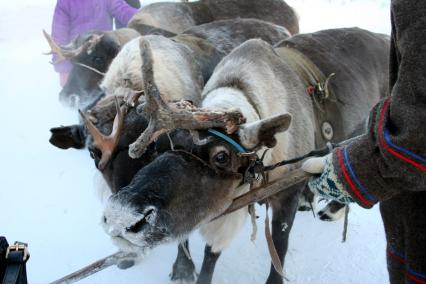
[43,30,102,63]
[128,39,246,159]
[79,96,127,170]
[43,30,67,63]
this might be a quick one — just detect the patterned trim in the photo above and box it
[378,98,426,172]
[307,154,354,204]
[388,247,426,284]
[337,148,373,207]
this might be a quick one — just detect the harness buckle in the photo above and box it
[5,242,29,262]
[242,150,269,186]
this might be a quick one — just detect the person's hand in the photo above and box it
[302,153,354,204]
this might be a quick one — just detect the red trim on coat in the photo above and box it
[388,248,426,284]
[388,249,405,264]
[378,98,426,172]
[337,148,373,207]
[405,273,426,284]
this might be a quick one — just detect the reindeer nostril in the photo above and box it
[126,208,155,233]
[103,216,107,224]
[126,218,146,234]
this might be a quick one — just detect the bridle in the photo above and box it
[206,128,337,187]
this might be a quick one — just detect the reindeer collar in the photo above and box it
[207,129,248,154]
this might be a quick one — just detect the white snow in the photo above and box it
[0,1,390,284]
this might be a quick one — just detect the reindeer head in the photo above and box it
[102,39,292,252]
[49,94,156,194]
[48,33,203,194]
[43,29,139,108]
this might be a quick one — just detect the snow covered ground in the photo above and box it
[0,1,391,283]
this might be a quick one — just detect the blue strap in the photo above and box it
[207,129,248,154]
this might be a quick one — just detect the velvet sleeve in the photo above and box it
[330,0,426,208]
[107,0,139,27]
[51,0,72,73]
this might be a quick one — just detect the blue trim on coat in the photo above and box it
[343,147,378,203]
[384,129,426,164]
[389,247,405,259]
[407,268,426,280]
[388,246,426,280]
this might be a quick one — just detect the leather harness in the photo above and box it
[0,238,29,284]
[275,46,339,148]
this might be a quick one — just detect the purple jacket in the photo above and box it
[51,0,138,73]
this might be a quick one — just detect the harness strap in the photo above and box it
[1,242,29,284]
[207,129,247,154]
[265,203,285,278]
[263,142,336,172]
[275,46,339,147]
[74,62,105,76]
[248,204,257,242]
[2,253,27,284]
[276,47,323,87]
[342,205,350,243]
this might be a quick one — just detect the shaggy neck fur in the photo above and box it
[203,87,260,124]
[201,42,317,180]
[101,35,204,105]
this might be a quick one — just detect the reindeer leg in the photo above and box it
[297,186,315,212]
[170,240,196,283]
[266,185,303,284]
[318,200,346,222]
[195,245,221,284]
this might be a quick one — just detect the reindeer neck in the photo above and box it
[147,35,205,105]
[173,34,224,85]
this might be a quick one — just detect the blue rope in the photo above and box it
[207,129,248,154]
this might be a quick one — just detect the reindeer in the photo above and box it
[129,0,299,35]
[101,27,389,283]
[44,28,141,108]
[49,18,291,283]
[45,0,298,109]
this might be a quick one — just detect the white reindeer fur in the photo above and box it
[101,35,202,104]
[198,39,317,253]
[199,183,250,253]
[94,171,112,204]
[203,40,316,179]
[103,200,162,253]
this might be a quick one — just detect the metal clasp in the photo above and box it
[5,242,29,261]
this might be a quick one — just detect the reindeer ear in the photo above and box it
[49,125,86,150]
[238,113,292,149]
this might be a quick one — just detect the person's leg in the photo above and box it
[380,195,405,284]
[404,191,426,284]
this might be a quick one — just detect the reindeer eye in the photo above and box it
[92,57,104,67]
[214,151,230,165]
